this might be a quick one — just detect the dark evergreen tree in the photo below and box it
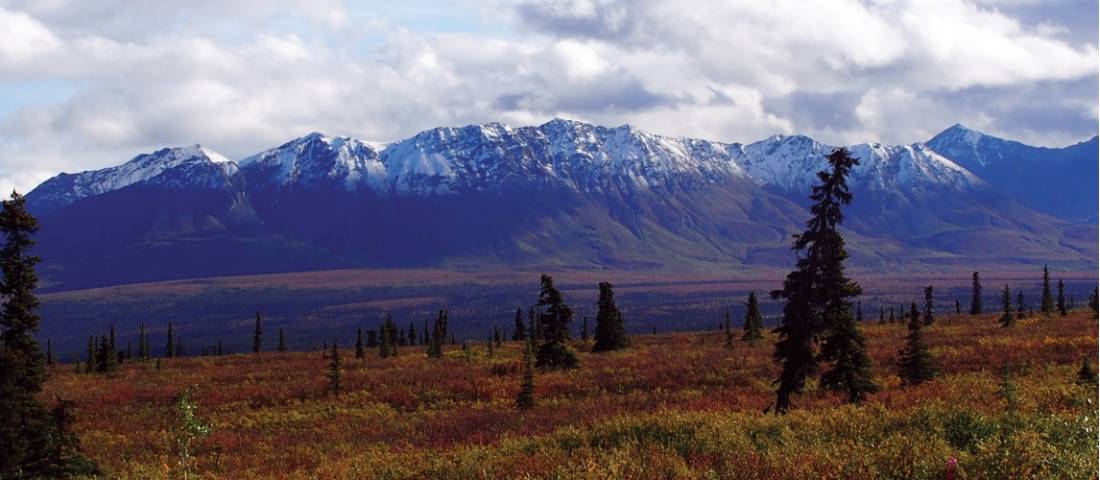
[166,321,175,358]
[125,340,132,361]
[45,339,54,367]
[724,310,735,349]
[512,309,527,341]
[326,342,341,397]
[922,286,935,325]
[355,328,365,359]
[408,322,417,347]
[142,330,150,360]
[109,324,116,351]
[529,307,541,342]
[592,282,629,353]
[427,310,447,358]
[378,315,399,357]
[1076,357,1097,385]
[1091,287,1100,318]
[97,335,118,373]
[580,316,590,342]
[955,299,961,315]
[26,398,99,478]
[742,291,764,341]
[888,308,895,323]
[138,321,147,361]
[969,272,983,315]
[253,311,262,354]
[897,303,936,385]
[878,306,885,324]
[1040,265,1055,315]
[422,318,429,346]
[278,328,286,352]
[999,285,1014,327]
[855,301,863,322]
[1057,279,1067,316]
[85,336,95,373]
[366,330,378,348]
[1016,291,1025,320]
[515,327,535,410]
[772,148,874,413]
[535,274,578,368]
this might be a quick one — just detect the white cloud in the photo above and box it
[0,0,1095,193]
[0,8,59,63]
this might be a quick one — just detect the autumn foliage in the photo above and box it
[39,311,1098,479]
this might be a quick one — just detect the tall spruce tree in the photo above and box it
[516,325,535,410]
[1091,287,1099,319]
[142,330,150,360]
[922,286,935,325]
[427,310,447,358]
[897,302,936,385]
[592,282,628,352]
[85,336,95,373]
[580,316,590,342]
[355,328,365,359]
[725,310,736,349]
[742,291,764,341]
[999,285,1015,327]
[969,272,983,315]
[166,321,175,358]
[878,306,885,324]
[512,308,526,341]
[1057,279,1067,316]
[253,311,263,354]
[379,315,398,358]
[1016,291,1025,320]
[138,321,147,361]
[955,299,961,315]
[535,274,578,369]
[45,339,53,367]
[96,335,117,373]
[326,342,341,397]
[0,192,95,475]
[1040,265,1055,315]
[277,328,286,352]
[772,148,874,413]
[856,301,864,322]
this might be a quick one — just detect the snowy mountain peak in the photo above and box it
[239,132,384,189]
[26,144,238,212]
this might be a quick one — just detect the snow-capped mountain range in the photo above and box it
[24,119,1098,291]
[33,119,988,209]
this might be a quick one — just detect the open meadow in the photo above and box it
[43,310,1098,479]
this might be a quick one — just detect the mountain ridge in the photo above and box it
[23,119,1098,291]
[30,119,1038,211]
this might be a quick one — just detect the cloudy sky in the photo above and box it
[0,0,1096,193]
